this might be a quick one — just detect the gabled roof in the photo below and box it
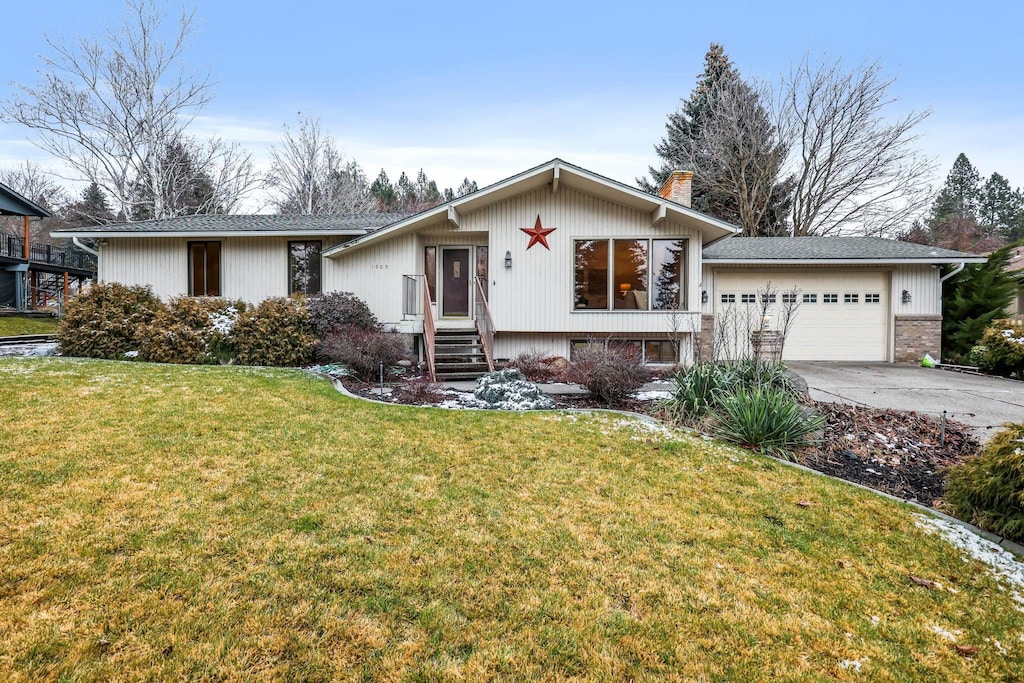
[0,181,52,218]
[324,158,738,257]
[51,212,412,239]
[702,237,988,265]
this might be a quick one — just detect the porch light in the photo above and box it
[701,290,708,304]
[902,289,912,304]
[504,250,512,268]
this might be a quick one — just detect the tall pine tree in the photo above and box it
[642,43,791,235]
[930,153,981,225]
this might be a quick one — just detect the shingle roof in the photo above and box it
[52,212,412,234]
[702,237,985,262]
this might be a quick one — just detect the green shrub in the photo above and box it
[308,291,379,338]
[566,344,650,404]
[973,319,1024,379]
[712,386,825,459]
[137,297,245,364]
[315,326,408,380]
[665,360,796,422]
[944,423,1024,543]
[232,297,316,367]
[57,282,164,359]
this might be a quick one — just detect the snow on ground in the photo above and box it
[913,513,1024,608]
[634,390,672,401]
[0,342,58,357]
[543,411,680,442]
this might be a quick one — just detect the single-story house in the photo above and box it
[53,159,984,376]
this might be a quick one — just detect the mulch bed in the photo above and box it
[798,402,979,507]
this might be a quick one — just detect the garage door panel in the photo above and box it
[714,270,889,362]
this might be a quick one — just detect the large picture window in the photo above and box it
[573,238,687,311]
[189,241,221,297]
[289,241,322,296]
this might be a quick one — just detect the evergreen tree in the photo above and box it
[930,153,981,225]
[370,169,396,210]
[456,177,478,197]
[130,140,220,220]
[942,245,1019,361]
[66,182,115,225]
[642,43,791,234]
[979,172,1024,241]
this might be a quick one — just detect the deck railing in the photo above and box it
[1,233,96,272]
[474,276,495,372]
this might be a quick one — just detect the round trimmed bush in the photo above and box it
[57,282,164,359]
[308,291,379,338]
[232,297,316,367]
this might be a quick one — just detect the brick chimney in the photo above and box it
[659,170,693,208]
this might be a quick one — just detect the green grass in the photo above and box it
[1,358,1022,681]
[0,315,58,336]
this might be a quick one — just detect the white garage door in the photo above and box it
[714,270,890,361]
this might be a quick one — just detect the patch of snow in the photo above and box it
[123,350,139,359]
[868,615,880,626]
[0,342,58,357]
[914,514,1024,608]
[990,638,1008,655]
[929,624,961,642]
[839,659,862,672]
[633,390,673,401]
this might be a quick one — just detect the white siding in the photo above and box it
[100,236,345,302]
[326,185,704,336]
[891,264,941,316]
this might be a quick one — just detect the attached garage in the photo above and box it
[701,237,987,364]
[713,269,889,361]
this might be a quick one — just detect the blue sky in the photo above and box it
[2,0,1022,210]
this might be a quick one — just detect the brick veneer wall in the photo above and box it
[894,315,942,363]
[694,313,715,362]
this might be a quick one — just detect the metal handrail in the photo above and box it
[474,276,495,372]
[423,280,437,381]
[1,233,96,271]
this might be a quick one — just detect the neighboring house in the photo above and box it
[2,181,95,311]
[53,159,984,375]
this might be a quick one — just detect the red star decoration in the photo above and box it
[520,215,556,250]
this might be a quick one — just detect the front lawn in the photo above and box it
[0,315,58,336]
[1,358,1022,680]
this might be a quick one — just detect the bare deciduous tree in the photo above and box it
[267,113,374,215]
[2,0,257,220]
[0,160,68,212]
[777,57,934,236]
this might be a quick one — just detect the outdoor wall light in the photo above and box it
[504,250,512,268]
[701,290,709,304]
[902,289,912,304]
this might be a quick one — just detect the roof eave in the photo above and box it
[325,159,738,258]
[704,257,989,265]
[51,229,370,239]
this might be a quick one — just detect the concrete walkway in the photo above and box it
[788,362,1024,441]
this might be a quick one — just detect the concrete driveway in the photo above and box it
[788,362,1024,441]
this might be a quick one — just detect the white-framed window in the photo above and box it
[823,294,838,303]
[721,293,736,304]
[741,293,756,304]
[573,238,687,311]
[865,293,881,303]
[803,293,817,304]
[782,292,798,304]
[569,338,678,364]
[843,293,859,304]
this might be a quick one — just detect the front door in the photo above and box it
[441,248,471,317]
